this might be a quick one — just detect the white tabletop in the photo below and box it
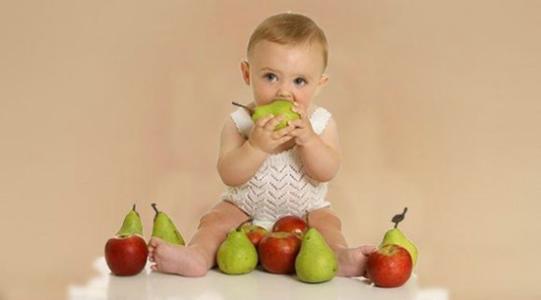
[68,257,446,300]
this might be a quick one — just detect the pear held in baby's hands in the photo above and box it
[151,203,185,245]
[252,99,300,130]
[295,228,337,283]
[232,99,300,130]
[217,227,258,275]
[380,207,418,265]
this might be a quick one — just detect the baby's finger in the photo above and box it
[263,115,284,131]
[272,124,295,139]
[255,115,274,128]
[276,134,294,144]
[288,119,305,129]
[289,122,305,135]
[287,128,303,138]
[292,102,307,118]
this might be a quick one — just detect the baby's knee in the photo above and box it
[198,205,244,231]
[198,210,226,228]
[309,208,342,230]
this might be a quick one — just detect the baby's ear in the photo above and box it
[240,60,251,85]
[314,74,329,96]
[318,74,329,87]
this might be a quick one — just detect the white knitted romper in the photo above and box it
[221,106,333,230]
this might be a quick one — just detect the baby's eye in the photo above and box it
[294,77,307,86]
[263,73,278,82]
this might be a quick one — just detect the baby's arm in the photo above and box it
[290,116,342,182]
[217,117,267,186]
[217,114,294,186]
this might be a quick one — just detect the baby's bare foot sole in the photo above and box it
[152,243,209,277]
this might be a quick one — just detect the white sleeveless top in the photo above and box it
[221,106,333,230]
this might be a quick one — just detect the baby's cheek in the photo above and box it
[253,85,274,104]
[296,98,312,110]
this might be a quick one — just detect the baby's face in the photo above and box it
[242,40,327,109]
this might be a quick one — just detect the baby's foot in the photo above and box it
[148,237,209,277]
[335,245,377,277]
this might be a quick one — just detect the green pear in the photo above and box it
[151,203,185,245]
[231,99,300,130]
[252,99,300,130]
[234,99,299,130]
[380,207,418,265]
[116,204,143,237]
[295,228,337,283]
[217,228,258,275]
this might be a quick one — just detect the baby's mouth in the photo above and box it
[273,98,294,102]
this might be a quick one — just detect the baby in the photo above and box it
[148,12,375,277]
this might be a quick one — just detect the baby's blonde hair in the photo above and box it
[247,13,328,70]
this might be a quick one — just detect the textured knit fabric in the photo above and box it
[221,106,333,230]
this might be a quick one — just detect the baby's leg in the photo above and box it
[148,201,249,277]
[307,207,376,277]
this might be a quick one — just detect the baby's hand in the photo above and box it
[288,102,318,146]
[249,115,294,153]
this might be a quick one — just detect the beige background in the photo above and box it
[1,1,540,299]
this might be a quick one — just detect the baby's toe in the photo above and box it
[148,237,164,248]
[360,245,377,255]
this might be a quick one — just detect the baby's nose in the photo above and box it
[276,88,293,100]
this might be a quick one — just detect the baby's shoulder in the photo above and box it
[309,105,334,135]
[227,107,252,138]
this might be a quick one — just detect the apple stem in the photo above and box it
[392,207,408,228]
[236,218,253,231]
[232,101,254,114]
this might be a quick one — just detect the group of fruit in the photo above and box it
[104,204,184,276]
[217,214,338,283]
[104,203,419,289]
[367,207,418,287]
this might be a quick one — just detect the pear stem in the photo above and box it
[236,218,253,231]
[232,101,254,114]
[151,203,159,215]
[305,210,310,228]
[392,207,408,228]
[132,204,136,212]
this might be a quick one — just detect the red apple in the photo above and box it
[240,223,268,247]
[272,215,308,235]
[258,232,301,274]
[366,244,412,288]
[105,235,148,276]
